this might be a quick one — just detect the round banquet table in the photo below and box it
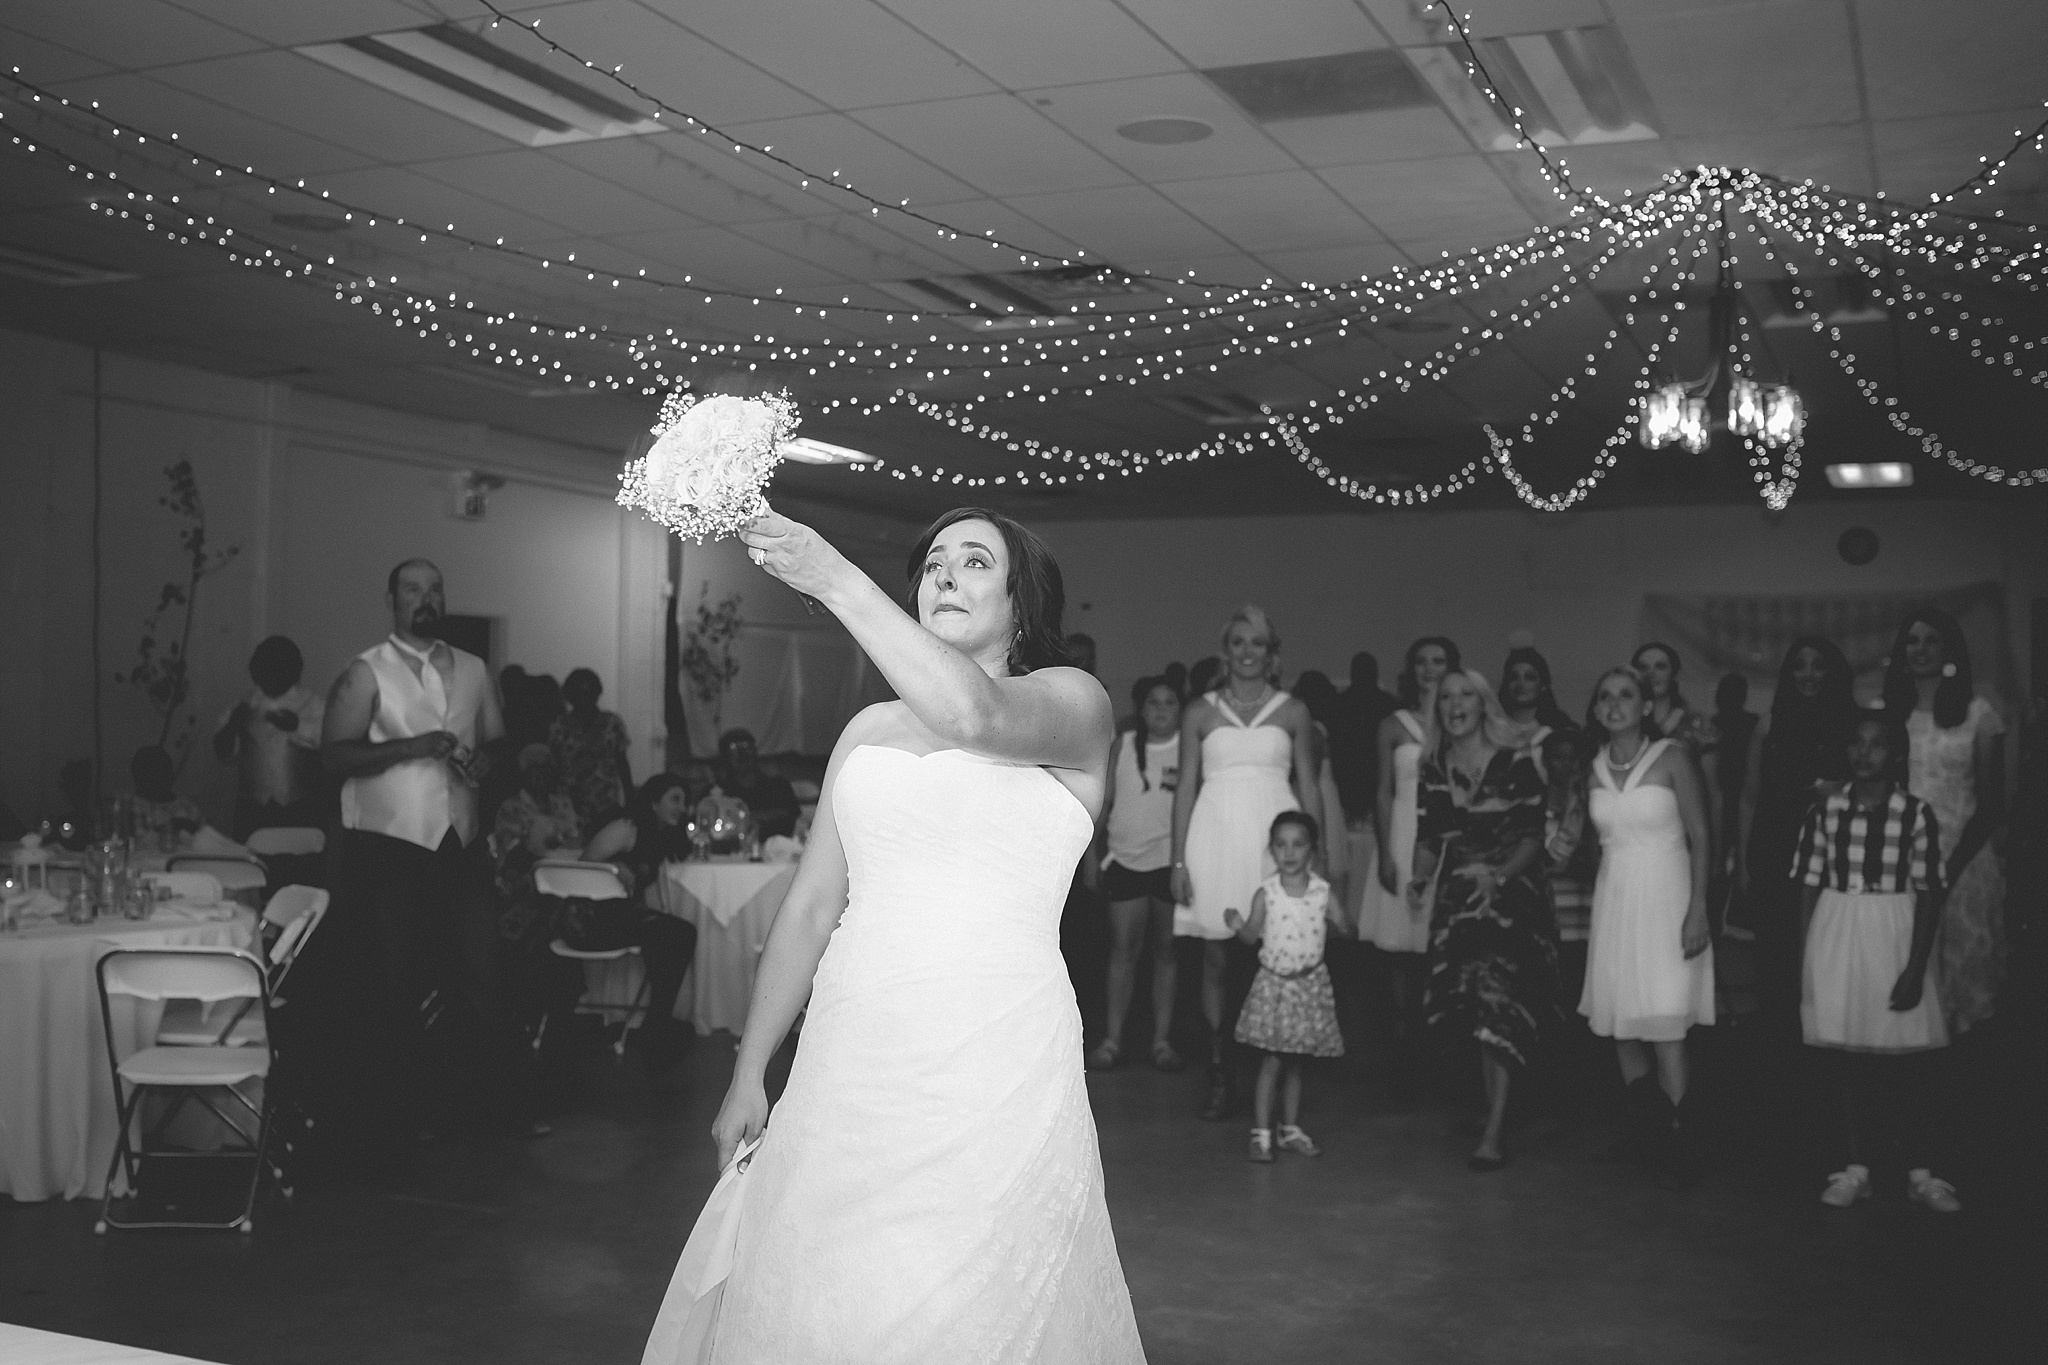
[0,906,255,1202]
[656,861,798,1036]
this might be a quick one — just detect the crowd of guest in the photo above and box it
[1075,603,2027,1212]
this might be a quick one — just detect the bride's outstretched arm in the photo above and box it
[741,510,1110,772]
[709,713,866,1166]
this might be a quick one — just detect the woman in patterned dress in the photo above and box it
[1409,670,1557,1171]
[1883,609,2007,1033]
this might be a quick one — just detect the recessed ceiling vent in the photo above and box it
[300,24,663,147]
[1405,27,1659,149]
[874,264,1153,334]
[0,243,139,286]
[1202,48,1433,123]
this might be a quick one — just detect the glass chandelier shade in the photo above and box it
[1677,395,1711,453]
[1728,377,1765,438]
[1759,384,1805,447]
[1639,382,1688,449]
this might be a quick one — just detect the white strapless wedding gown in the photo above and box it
[679,744,1147,1364]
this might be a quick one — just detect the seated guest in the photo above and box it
[490,745,585,901]
[130,745,201,852]
[569,773,698,1067]
[550,668,633,831]
[213,634,328,838]
[711,728,800,839]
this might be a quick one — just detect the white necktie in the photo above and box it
[391,637,447,725]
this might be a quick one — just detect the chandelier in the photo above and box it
[1638,218,1804,454]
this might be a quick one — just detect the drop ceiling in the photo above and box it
[2,0,2046,521]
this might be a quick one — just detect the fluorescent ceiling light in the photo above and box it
[299,24,662,147]
[0,242,139,286]
[1826,462,1914,489]
[780,437,878,465]
[1406,27,1659,150]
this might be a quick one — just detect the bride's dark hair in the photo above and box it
[905,507,1076,675]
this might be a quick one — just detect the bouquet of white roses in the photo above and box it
[618,390,800,543]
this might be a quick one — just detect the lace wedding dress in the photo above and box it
[671,744,1147,1364]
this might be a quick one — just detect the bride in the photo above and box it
[646,506,1148,1363]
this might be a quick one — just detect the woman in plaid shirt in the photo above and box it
[1794,713,1958,1213]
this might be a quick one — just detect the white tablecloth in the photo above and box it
[661,862,797,1036]
[0,907,255,1202]
[0,1323,223,1365]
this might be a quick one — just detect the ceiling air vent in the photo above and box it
[0,243,139,286]
[874,264,1150,334]
[299,24,663,147]
[1405,27,1659,149]
[1202,48,1433,123]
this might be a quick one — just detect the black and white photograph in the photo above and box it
[1,2,2044,1362]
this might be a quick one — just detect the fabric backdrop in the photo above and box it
[681,621,894,757]
[1638,580,2012,712]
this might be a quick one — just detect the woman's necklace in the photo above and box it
[1605,734,1650,774]
[1221,682,1273,719]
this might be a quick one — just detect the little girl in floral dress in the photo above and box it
[1225,812,1348,1163]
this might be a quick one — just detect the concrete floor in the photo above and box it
[2,1012,2039,1364]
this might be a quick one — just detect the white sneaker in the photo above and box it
[1907,1169,1961,1213]
[1819,1164,1871,1207]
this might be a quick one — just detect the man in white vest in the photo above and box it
[323,557,545,1142]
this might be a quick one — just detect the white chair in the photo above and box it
[244,827,324,857]
[534,860,648,1057]
[157,887,330,1048]
[168,854,269,894]
[143,870,225,905]
[96,946,273,1233]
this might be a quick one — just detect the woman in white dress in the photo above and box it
[1169,606,1321,1121]
[1356,637,1459,1079]
[655,506,1146,1364]
[1580,665,1714,1184]
[1882,609,2006,1033]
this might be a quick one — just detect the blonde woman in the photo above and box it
[1170,606,1322,1121]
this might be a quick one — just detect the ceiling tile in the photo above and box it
[886,196,1093,267]
[548,137,815,226]
[875,0,1184,88]
[1322,157,1531,245]
[167,0,429,47]
[1857,0,2048,120]
[1117,0,1383,68]
[856,94,1132,198]
[1025,72,1297,182]
[1873,107,2048,203]
[2,0,258,71]
[42,72,378,178]
[151,51,515,164]
[515,2,825,125]
[1154,170,1375,254]
[650,0,996,110]
[417,148,684,237]
[1003,184,1237,265]
[0,23,117,82]
[309,164,570,244]
[1262,106,1477,168]
[1255,240,1414,286]
[720,111,982,205]
[722,213,965,283]
[603,223,846,291]
[1615,0,1859,137]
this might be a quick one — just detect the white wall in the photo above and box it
[0,327,669,829]
[1037,501,2047,721]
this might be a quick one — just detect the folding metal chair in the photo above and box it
[157,886,329,1047]
[168,854,269,897]
[243,827,325,857]
[96,946,272,1233]
[534,860,649,1057]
